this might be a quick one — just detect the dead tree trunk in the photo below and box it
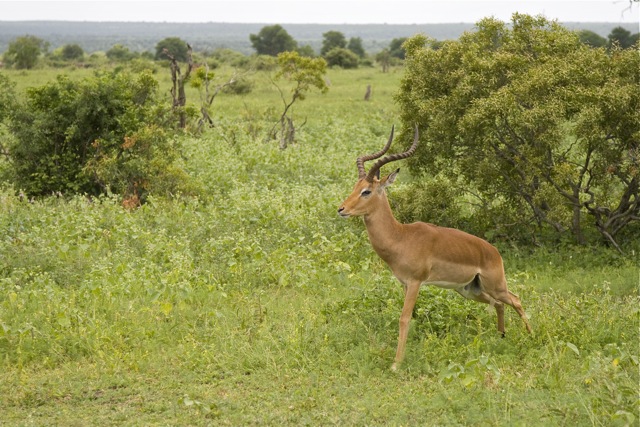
[164,44,194,128]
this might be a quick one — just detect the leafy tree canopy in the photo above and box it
[249,25,297,56]
[6,71,191,201]
[347,37,365,58]
[397,14,639,250]
[578,30,607,47]
[107,44,136,62]
[321,31,347,56]
[61,43,84,61]
[608,26,639,48]
[324,47,359,69]
[269,51,328,148]
[155,37,189,61]
[3,35,48,69]
[389,37,407,59]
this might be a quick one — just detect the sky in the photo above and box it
[0,0,638,24]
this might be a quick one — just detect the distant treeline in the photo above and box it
[0,21,636,55]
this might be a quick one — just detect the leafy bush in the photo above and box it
[6,70,192,201]
[0,72,16,123]
[222,77,253,95]
[3,35,47,69]
[397,14,640,249]
[392,175,463,228]
[324,47,359,69]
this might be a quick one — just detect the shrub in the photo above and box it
[222,77,253,95]
[7,70,192,201]
[324,47,359,69]
[397,14,640,249]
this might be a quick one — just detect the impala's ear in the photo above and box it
[380,168,400,189]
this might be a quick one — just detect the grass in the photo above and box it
[0,64,639,426]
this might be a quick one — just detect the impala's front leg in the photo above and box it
[391,281,420,371]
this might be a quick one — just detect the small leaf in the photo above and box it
[566,342,580,356]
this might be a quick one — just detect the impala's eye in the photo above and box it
[361,189,372,197]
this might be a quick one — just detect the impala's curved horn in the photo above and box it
[365,125,419,182]
[356,125,395,179]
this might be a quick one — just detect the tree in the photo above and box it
[3,35,48,69]
[607,26,638,48]
[347,37,365,58]
[163,44,194,128]
[389,37,407,59]
[106,44,135,61]
[190,65,242,130]
[321,31,346,56]
[0,73,15,124]
[269,51,328,149]
[155,37,189,61]
[249,25,297,56]
[0,73,16,161]
[578,30,607,47]
[397,14,639,250]
[6,71,190,202]
[296,44,316,57]
[60,44,84,61]
[375,48,392,72]
[324,47,359,69]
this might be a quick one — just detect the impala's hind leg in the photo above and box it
[455,277,505,336]
[497,291,533,334]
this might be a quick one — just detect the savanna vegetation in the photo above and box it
[0,14,638,426]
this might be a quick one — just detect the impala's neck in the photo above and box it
[363,195,403,260]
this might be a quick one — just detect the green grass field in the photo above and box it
[1,64,638,426]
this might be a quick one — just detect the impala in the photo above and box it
[338,125,533,370]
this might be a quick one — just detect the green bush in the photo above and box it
[6,70,192,201]
[222,77,253,95]
[397,14,640,249]
[325,47,359,69]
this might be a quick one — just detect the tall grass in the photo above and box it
[0,66,638,426]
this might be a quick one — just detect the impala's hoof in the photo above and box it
[391,363,399,372]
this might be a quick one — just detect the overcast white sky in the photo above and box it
[0,0,638,24]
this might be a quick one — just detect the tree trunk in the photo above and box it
[164,44,193,128]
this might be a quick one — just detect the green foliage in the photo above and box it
[249,25,297,56]
[206,47,248,67]
[6,71,191,200]
[321,30,347,56]
[3,35,48,69]
[106,43,136,62]
[579,30,607,47]
[324,47,360,69]
[222,77,253,95]
[0,27,638,425]
[389,37,408,59]
[608,26,639,48]
[155,37,189,61]
[296,44,316,57]
[60,43,84,61]
[397,14,640,249]
[347,36,366,58]
[270,51,329,147]
[274,51,329,100]
[392,174,466,230]
[0,72,16,124]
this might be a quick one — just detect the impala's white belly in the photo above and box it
[424,279,471,290]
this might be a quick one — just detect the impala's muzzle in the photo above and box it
[337,206,350,218]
